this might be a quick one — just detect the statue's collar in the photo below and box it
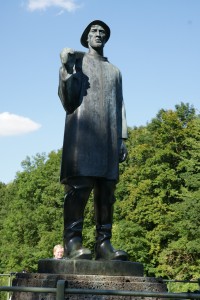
[86,53,108,62]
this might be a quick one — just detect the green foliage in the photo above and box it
[0,102,200,287]
[0,275,9,300]
[114,102,200,279]
[82,192,96,255]
[0,150,64,273]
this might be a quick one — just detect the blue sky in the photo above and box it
[1,0,200,184]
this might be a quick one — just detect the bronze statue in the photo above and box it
[58,20,128,260]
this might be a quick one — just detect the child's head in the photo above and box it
[53,244,64,259]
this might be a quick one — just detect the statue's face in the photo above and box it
[87,24,107,49]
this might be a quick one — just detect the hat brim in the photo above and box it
[80,20,110,48]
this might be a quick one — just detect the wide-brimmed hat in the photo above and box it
[80,20,110,48]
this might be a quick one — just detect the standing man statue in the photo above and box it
[58,20,128,261]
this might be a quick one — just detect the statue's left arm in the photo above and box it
[118,72,128,163]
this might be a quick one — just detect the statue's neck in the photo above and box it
[88,47,104,57]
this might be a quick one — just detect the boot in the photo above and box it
[63,184,92,260]
[95,224,128,261]
[64,219,92,259]
[94,179,128,261]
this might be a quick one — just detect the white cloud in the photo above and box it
[0,112,41,137]
[26,0,81,12]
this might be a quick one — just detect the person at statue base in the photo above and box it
[53,244,64,259]
[58,20,128,261]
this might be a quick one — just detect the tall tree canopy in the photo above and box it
[0,103,199,284]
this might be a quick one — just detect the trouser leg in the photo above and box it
[94,178,128,261]
[63,177,93,260]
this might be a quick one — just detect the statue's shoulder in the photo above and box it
[107,61,122,76]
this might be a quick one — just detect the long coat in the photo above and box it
[58,53,127,183]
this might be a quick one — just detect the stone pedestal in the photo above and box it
[38,259,144,276]
[11,260,167,300]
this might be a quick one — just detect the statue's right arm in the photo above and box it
[58,48,82,113]
[58,66,73,111]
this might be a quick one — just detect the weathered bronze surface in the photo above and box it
[58,20,129,261]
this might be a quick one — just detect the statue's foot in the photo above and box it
[68,248,92,260]
[95,240,128,261]
[64,236,92,260]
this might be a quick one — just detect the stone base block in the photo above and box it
[11,260,167,299]
[38,259,144,277]
[11,273,167,300]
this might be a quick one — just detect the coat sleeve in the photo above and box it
[117,71,128,139]
[121,99,128,139]
[58,66,82,114]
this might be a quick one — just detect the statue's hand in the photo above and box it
[60,48,76,74]
[119,140,128,163]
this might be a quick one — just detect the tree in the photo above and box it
[0,103,199,285]
[0,151,64,272]
[113,103,200,278]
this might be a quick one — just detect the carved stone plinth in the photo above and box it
[11,260,167,300]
